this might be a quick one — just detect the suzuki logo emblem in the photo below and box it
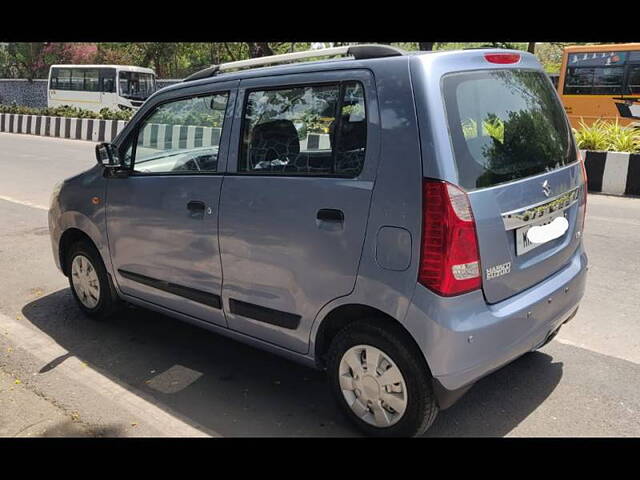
[542,180,551,197]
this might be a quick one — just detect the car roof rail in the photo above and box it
[183,44,407,82]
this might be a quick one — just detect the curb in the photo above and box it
[139,123,221,150]
[0,311,213,437]
[0,113,126,142]
[582,149,640,197]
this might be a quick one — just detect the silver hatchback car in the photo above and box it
[48,45,588,437]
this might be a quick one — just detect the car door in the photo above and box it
[106,82,237,327]
[219,70,380,353]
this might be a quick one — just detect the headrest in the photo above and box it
[248,120,300,167]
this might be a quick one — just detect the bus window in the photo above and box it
[99,69,116,93]
[118,71,155,100]
[564,66,624,95]
[84,69,99,92]
[564,67,594,94]
[71,69,85,91]
[593,67,624,94]
[49,68,57,89]
[628,66,640,94]
[50,68,72,90]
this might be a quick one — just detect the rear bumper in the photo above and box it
[405,247,588,406]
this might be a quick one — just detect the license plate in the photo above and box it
[515,213,567,256]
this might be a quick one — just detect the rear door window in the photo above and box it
[239,81,367,177]
[443,69,573,190]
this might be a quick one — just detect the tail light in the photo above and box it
[419,179,481,296]
[578,150,588,232]
[484,53,521,64]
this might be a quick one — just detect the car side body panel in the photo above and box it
[308,56,425,357]
[49,164,109,274]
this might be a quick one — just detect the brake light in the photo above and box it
[484,53,521,64]
[419,180,481,296]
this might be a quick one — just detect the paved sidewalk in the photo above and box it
[0,310,212,437]
[0,368,94,437]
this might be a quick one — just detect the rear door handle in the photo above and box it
[317,208,344,222]
[187,200,206,218]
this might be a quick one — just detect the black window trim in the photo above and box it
[123,90,232,177]
[234,79,368,179]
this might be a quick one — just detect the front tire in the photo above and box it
[327,320,438,437]
[66,240,119,320]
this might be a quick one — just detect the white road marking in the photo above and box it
[0,312,215,437]
[555,337,639,365]
[0,195,48,211]
[588,215,640,228]
[0,131,95,145]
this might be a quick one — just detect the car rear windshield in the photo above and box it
[443,69,574,190]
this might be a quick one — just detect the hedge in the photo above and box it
[573,119,640,154]
[0,103,134,121]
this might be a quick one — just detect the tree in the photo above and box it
[0,42,344,80]
[4,43,47,80]
[483,42,517,49]
[42,43,98,65]
[246,42,274,58]
[419,42,435,51]
[96,43,139,65]
[137,43,180,78]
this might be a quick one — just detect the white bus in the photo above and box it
[48,65,157,112]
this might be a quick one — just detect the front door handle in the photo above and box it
[317,208,344,222]
[187,200,206,218]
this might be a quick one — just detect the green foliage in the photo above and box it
[462,116,505,143]
[3,43,47,79]
[462,118,478,138]
[0,102,134,121]
[483,115,505,143]
[607,125,640,153]
[573,119,640,153]
[477,109,568,187]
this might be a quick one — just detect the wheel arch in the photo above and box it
[313,303,431,374]
[59,228,100,276]
[56,209,109,276]
[312,302,470,410]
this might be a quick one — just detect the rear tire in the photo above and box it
[66,240,119,320]
[327,320,438,437]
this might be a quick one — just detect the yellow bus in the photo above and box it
[558,43,640,129]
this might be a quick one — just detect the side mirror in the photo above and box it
[95,142,120,166]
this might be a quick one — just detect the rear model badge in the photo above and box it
[542,180,551,197]
[486,262,511,280]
